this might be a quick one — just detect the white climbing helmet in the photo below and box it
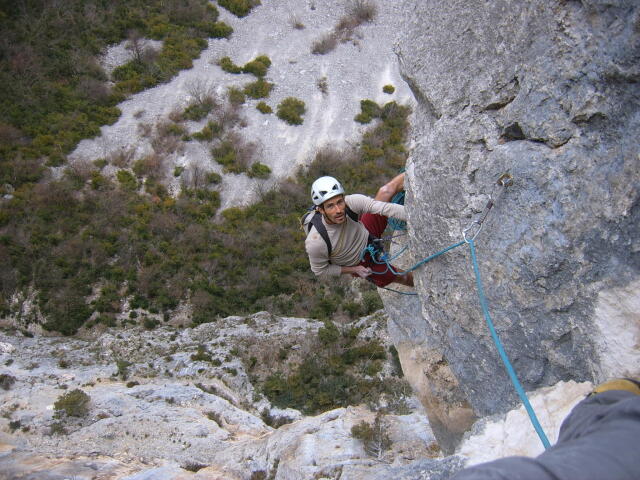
[311,176,345,206]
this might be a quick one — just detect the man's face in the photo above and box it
[320,195,346,224]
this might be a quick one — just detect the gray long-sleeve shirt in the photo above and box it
[304,194,406,277]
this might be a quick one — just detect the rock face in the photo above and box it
[392,0,640,451]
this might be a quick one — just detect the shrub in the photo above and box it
[243,79,273,99]
[116,170,138,191]
[184,462,207,473]
[354,99,381,124]
[94,158,108,169]
[318,320,340,345]
[248,162,271,179]
[206,22,234,39]
[211,134,256,174]
[217,0,261,17]
[182,98,215,121]
[242,55,271,77]
[206,171,222,184]
[220,55,271,77]
[54,389,90,417]
[362,291,383,314]
[276,97,306,125]
[256,102,273,114]
[191,345,213,362]
[311,34,338,55]
[349,0,378,24]
[317,76,328,94]
[228,87,246,105]
[0,374,16,391]
[382,84,395,94]
[174,166,185,177]
[219,56,243,74]
[261,324,393,415]
[143,317,160,329]
[212,141,237,170]
[192,121,222,141]
[351,412,390,459]
[116,360,132,380]
[311,1,376,55]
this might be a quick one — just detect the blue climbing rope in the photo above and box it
[360,240,466,276]
[362,236,552,449]
[467,238,551,449]
[388,191,407,231]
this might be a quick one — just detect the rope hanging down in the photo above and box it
[361,173,551,449]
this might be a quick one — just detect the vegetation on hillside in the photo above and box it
[0,0,410,335]
[217,0,261,18]
[311,0,377,55]
[0,96,410,335]
[0,0,231,185]
[261,319,410,415]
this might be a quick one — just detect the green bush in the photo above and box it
[351,413,391,459]
[219,55,271,77]
[217,0,261,17]
[182,99,215,121]
[206,171,222,184]
[143,317,160,329]
[0,374,16,391]
[243,79,273,99]
[318,320,340,344]
[248,162,271,179]
[54,389,90,417]
[354,99,382,124]
[212,141,237,170]
[116,170,138,191]
[383,84,395,94]
[228,87,246,105]
[204,21,233,39]
[242,55,271,77]
[276,97,306,125]
[261,321,397,415]
[219,56,243,74]
[192,121,222,141]
[256,102,272,114]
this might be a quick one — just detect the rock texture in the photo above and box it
[0,312,441,479]
[393,0,640,451]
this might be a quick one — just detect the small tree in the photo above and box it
[351,412,391,460]
[276,97,306,125]
[54,389,91,417]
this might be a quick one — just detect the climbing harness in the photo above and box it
[361,172,552,449]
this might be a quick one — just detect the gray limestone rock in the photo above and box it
[391,0,640,451]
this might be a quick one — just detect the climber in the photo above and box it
[303,173,413,288]
[450,378,640,480]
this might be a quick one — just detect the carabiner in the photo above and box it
[463,220,483,243]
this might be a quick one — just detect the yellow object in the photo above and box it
[591,378,640,396]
